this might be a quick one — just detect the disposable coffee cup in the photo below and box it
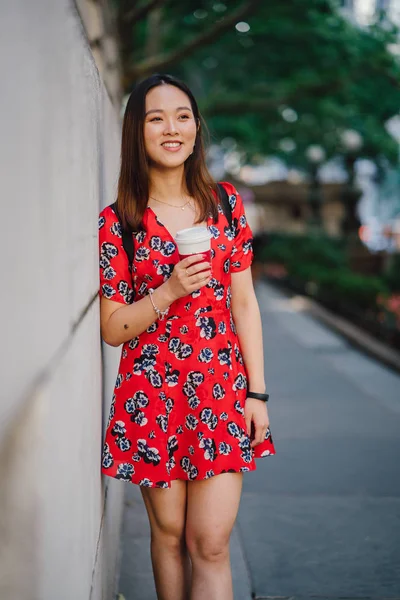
[174,226,212,264]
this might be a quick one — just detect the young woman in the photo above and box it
[98,73,275,600]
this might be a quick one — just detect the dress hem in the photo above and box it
[101,451,275,489]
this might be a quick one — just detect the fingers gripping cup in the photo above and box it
[175,226,212,268]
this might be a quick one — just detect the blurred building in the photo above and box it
[231,175,346,237]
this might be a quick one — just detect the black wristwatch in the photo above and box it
[247,391,269,402]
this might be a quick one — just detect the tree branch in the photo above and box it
[124,0,168,25]
[126,0,262,81]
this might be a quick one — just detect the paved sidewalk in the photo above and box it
[117,280,400,600]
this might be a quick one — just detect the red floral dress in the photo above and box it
[98,181,276,488]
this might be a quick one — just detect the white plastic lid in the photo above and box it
[174,226,212,242]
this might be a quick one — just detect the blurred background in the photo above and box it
[1,1,400,599]
[114,0,400,351]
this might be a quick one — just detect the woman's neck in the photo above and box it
[148,165,189,203]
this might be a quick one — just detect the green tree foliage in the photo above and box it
[114,0,400,166]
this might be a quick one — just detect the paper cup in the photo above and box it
[175,226,212,265]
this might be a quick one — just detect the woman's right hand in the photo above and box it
[164,254,212,301]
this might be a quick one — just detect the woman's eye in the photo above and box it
[149,114,190,122]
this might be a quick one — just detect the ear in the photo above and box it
[197,118,201,131]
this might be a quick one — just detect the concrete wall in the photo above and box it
[0,2,125,599]
[76,0,122,108]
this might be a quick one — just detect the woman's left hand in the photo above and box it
[244,398,270,449]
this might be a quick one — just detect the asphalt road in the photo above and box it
[118,280,400,600]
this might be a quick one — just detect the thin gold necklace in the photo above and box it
[149,196,193,211]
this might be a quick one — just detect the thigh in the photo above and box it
[141,479,188,538]
[185,473,243,552]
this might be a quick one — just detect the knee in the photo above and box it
[186,532,230,564]
[151,519,186,555]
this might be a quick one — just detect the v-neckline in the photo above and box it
[146,205,211,244]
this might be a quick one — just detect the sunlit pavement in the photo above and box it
[118,280,400,600]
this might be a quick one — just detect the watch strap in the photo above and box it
[247,391,269,402]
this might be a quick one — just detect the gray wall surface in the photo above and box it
[0,2,125,598]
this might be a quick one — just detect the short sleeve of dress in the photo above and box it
[98,206,134,304]
[224,183,254,273]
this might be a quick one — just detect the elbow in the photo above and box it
[101,326,121,348]
[104,337,121,348]
[231,303,251,325]
[231,290,257,317]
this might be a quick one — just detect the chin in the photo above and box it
[153,156,188,168]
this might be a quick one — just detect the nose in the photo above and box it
[163,117,179,135]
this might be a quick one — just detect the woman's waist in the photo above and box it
[122,305,235,355]
[165,302,231,322]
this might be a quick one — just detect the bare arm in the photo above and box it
[100,279,175,346]
[231,266,269,447]
[231,267,266,393]
[100,254,211,346]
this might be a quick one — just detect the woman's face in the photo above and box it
[144,84,198,168]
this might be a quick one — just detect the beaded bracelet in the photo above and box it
[148,289,170,321]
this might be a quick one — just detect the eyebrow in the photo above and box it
[145,106,192,116]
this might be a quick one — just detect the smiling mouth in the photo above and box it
[162,142,182,148]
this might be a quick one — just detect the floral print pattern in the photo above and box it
[98,181,275,488]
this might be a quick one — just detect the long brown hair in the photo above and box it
[116,73,219,232]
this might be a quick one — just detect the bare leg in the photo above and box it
[140,479,191,600]
[185,473,243,600]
